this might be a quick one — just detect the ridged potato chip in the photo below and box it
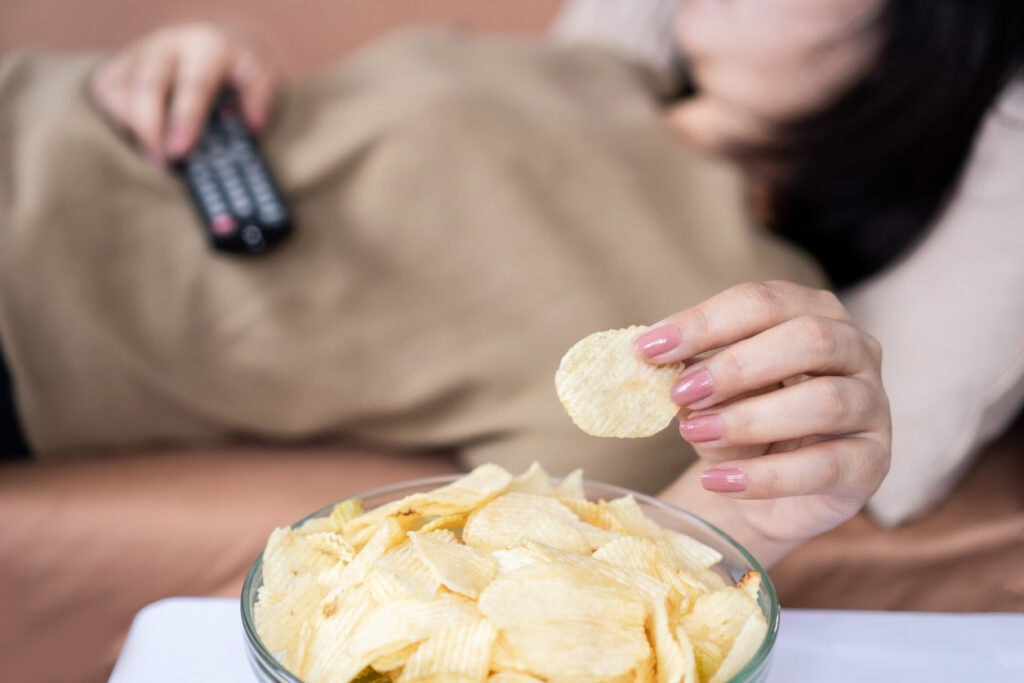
[343,464,513,547]
[296,516,338,535]
[331,498,366,530]
[558,497,628,534]
[416,513,469,534]
[603,495,723,572]
[674,625,700,683]
[254,575,325,661]
[262,528,336,594]
[305,532,356,563]
[681,587,764,682]
[554,469,585,500]
[555,326,684,438]
[634,649,658,683]
[352,667,394,683]
[507,462,556,496]
[373,538,441,601]
[398,618,497,682]
[364,570,405,605]
[737,572,762,603]
[568,519,626,552]
[320,518,406,590]
[592,535,669,578]
[487,673,545,683]
[371,645,419,677]
[513,516,592,555]
[302,587,377,683]
[523,540,670,615]
[650,601,686,683]
[707,614,768,683]
[409,531,498,599]
[491,547,538,574]
[477,561,650,681]
[462,492,578,552]
[346,593,479,663]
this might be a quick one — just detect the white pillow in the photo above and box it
[847,79,1024,526]
[552,0,681,72]
[554,1,1024,526]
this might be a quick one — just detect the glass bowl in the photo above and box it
[241,474,779,682]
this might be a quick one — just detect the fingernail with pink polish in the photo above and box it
[164,129,192,158]
[700,467,746,492]
[672,368,713,406]
[678,414,724,442]
[634,324,681,359]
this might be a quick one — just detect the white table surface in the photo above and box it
[108,597,1024,682]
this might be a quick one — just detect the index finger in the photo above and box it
[164,42,232,158]
[634,280,850,364]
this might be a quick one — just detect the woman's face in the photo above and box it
[669,0,884,154]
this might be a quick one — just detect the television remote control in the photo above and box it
[174,89,292,254]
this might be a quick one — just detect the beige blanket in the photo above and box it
[0,29,823,491]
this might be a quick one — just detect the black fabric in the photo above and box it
[0,340,30,459]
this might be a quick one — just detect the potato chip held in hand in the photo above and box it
[555,326,685,438]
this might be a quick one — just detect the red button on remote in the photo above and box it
[211,214,237,236]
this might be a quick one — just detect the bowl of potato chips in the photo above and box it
[241,463,779,683]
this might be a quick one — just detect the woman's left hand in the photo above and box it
[638,281,891,559]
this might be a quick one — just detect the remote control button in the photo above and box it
[260,208,284,224]
[219,170,254,216]
[223,117,246,138]
[211,215,237,236]
[241,224,266,251]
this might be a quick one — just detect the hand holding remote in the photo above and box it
[173,89,293,254]
[90,22,279,166]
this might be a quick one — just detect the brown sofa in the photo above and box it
[3,418,1021,683]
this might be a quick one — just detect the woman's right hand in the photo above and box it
[90,22,279,165]
[641,281,891,565]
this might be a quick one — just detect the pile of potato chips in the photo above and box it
[254,463,768,683]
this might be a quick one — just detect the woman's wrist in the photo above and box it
[659,463,799,569]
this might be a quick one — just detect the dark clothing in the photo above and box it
[0,341,29,459]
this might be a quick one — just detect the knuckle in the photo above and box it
[754,464,781,497]
[721,407,753,444]
[91,67,113,91]
[713,347,748,390]
[852,380,878,423]
[815,288,848,316]
[179,22,223,45]
[863,333,883,366]
[819,451,844,492]
[89,75,113,104]
[740,281,785,314]
[842,439,888,494]
[876,439,892,476]
[132,70,167,93]
[796,316,837,359]
[816,379,850,422]
[686,304,713,340]
[93,66,126,97]
[178,72,216,94]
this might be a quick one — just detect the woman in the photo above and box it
[79,0,1022,564]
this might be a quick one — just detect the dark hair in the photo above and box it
[763,0,1024,288]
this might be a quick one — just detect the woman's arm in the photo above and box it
[89,22,280,165]
[640,280,892,567]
